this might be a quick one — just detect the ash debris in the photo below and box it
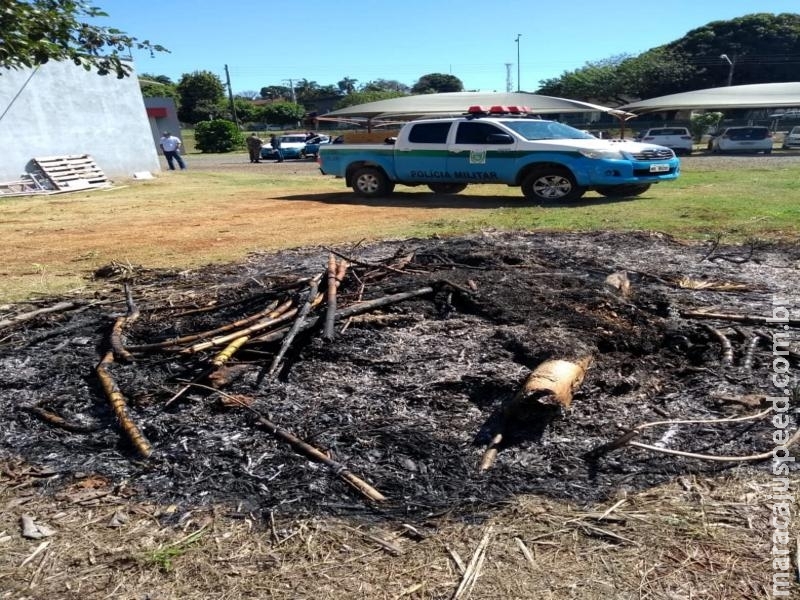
[1,230,798,519]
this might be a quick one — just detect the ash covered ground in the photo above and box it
[1,231,798,520]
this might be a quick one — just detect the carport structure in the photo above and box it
[620,82,800,114]
[317,91,630,130]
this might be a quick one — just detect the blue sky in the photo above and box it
[97,1,798,94]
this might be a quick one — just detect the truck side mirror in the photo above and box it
[486,133,514,144]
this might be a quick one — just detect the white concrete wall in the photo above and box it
[0,61,160,182]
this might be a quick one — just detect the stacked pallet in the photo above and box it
[32,155,110,191]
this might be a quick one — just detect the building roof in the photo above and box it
[620,82,800,114]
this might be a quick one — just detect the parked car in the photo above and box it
[301,134,331,159]
[782,126,800,149]
[260,134,308,160]
[635,127,693,155]
[707,126,773,154]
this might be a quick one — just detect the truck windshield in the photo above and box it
[502,120,595,141]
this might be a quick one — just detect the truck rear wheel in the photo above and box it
[596,184,651,198]
[521,168,585,202]
[428,183,467,194]
[351,167,393,197]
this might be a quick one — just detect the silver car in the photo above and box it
[782,126,800,149]
[708,126,773,154]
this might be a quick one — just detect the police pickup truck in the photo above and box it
[317,106,680,202]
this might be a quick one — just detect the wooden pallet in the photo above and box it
[32,154,110,191]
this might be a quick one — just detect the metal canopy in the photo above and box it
[620,82,800,114]
[319,92,624,124]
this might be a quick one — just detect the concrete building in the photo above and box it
[143,97,181,148]
[0,60,160,183]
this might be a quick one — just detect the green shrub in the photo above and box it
[194,119,244,153]
[689,112,723,141]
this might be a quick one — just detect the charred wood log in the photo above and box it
[128,299,283,352]
[700,324,734,366]
[480,356,592,471]
[186,301,296,354]
[20,405,101,433]
[0,300,90,330]
[96,351,152,458]
[110,283,140,363]
[681,310,800,328]
[266,274,324,380]
[222,393,386,503]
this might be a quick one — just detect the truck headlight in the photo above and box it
[578,148,624,160]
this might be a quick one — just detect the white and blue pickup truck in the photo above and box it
[318,106,681,202]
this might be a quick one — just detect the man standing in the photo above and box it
[246,133,264,163]
[270,134,284,162]
[159,131,186,170]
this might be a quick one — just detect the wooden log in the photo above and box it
[186,301,296,354]
[266,275,324,379]
[479,356,592,471]
[604,270,631,297]
[323,253,338,341]
[248,286,435,345]
[96,350,151,458]
[700,324,734,365]
[513,356,593,410]
[110,283,140,362]
[128,299,282,352]
[681,310,800,328]
[224,394,386,502]
[0,300,88,330]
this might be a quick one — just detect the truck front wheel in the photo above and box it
[521,168,585,202]
[351,167,393,197]
[428,183,467,195]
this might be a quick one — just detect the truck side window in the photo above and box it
[455,122,508,144]
[407,122,452,143]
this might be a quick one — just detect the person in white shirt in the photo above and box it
[159,131,186,170]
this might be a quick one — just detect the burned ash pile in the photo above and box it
[1,231,798,518]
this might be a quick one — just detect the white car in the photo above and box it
[636,127,694,155]
[708,126,773,154]
[782,126,800,149]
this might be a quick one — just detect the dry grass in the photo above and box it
[0,465,789,599]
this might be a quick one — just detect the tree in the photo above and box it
[138,73,178,101]
[337,76,358,94]
[535,13,800,102]
[664,13,800,89]
[0,0,166,78]
[194,119,243,153]
[257,102,306,126]
[176,70,225,124]
[260,85,291,100]
[334,90,407,110]
[689,112,723,141]
[411,73,463,94]
[361,79,410,94]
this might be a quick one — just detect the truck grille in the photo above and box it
[629,148,675,160]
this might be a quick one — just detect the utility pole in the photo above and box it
[505,63,512,93]
[515,34,522,92]
[224,64,239,126]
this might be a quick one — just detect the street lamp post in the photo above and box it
[515,34,522,92]
[720,54,735,86]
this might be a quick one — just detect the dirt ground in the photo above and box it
[1,219,799,598]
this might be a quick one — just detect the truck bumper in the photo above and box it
[578,158,681,185]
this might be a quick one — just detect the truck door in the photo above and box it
[394,122,452,182]
[447,122,516,183]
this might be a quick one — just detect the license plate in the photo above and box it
[649,164,670,173]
